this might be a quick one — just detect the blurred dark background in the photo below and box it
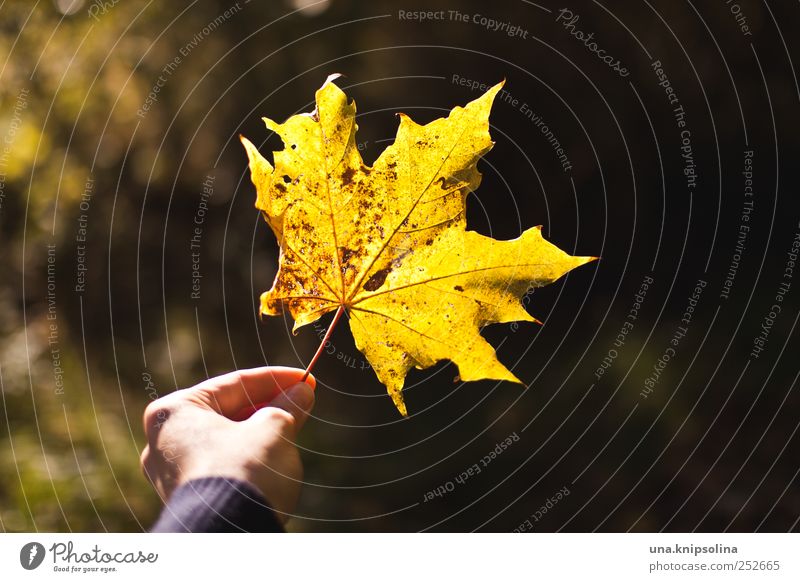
[1,0,798,532]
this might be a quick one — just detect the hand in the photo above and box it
[140,367,316,521]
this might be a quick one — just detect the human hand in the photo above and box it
[140,367,315,521]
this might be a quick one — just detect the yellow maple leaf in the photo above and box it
[242,75,595,415]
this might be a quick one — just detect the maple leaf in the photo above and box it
[241,75,595,415]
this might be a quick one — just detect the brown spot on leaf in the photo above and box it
[275,182,287,193]
[363,267,392,291]
[454,285,464,292]
[342,167,356,186]
[340,247,356,264]
[435,175,460,189]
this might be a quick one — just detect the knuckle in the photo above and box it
[142,403,165,431]
[264,407,297,433]
[213,370,244,389]
[142,397,181,433]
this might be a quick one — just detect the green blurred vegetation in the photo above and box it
[0,0,308,531]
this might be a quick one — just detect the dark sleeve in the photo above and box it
[150,477,285,532]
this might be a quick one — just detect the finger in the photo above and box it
[230,371,318,421]
[255,381,316,431]
[189,367,316,418]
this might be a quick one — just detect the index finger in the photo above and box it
[188,366,316,419]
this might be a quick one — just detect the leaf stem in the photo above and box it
[302,305,345,381]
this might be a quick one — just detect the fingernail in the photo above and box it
[286,382,314,411]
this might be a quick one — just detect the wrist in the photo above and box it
[175,462,256,497]
[152,476,283,533]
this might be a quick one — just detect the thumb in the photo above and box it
[261,381,316,431]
